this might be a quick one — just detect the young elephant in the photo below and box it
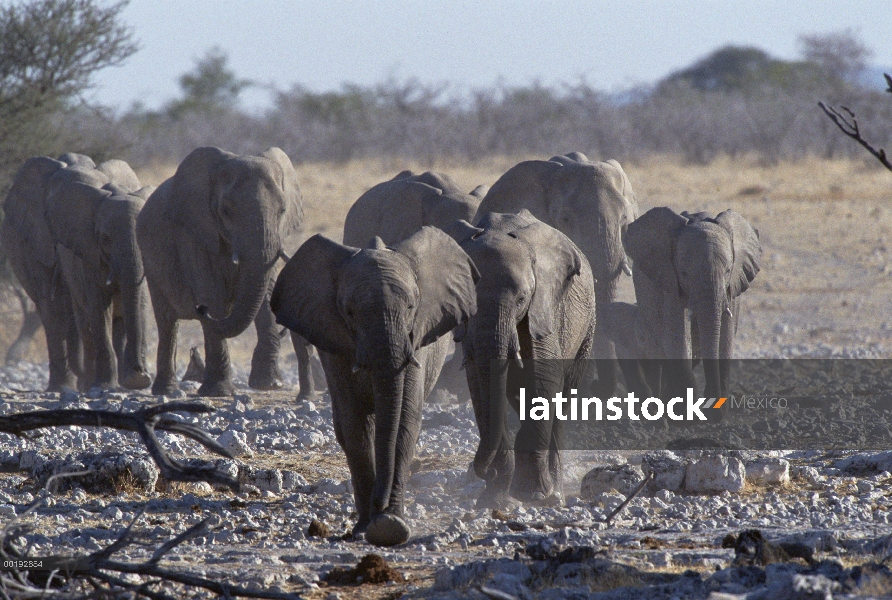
[623,208,762,399]
[137,147,303,397]
[271,227,478,546]
[447,210,595,508]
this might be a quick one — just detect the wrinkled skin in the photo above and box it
[137,147,304,397]
[1,154,152,391]
[271,228,478,546]
[474,153,639,397]
[599,301,665,398]
[447,210,595,508]
[623,208,762,399]
[343,170,488,400]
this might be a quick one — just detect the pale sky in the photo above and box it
[90,0,892,111]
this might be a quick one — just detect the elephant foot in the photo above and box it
[365,513,411,547]
[197,379,236,397]
[528,490,565,508]
[151,379,181,397]
[46,374,79,393]
[296,389,318,403]
[510,451,554,503]
[350,518,370,541]
[120,368,152,390]
[248,366,284,391]
[476,485,519,511]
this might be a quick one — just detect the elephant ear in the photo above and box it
[2,156,65,267]
[271,234,357,355]
[260,147,303,239]
[624,206,688,295]
[517,220,586,340]
[97,159,141,193]
[715,210,762,298]
[45,180,110,268]
[395,226,479,349]
[168,147,235,252]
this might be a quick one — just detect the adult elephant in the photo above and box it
[271,227,478,546]
[447,210,595,508]
[45,162,154,390]
[137,147,303,397]
[1,154,152,391]
[623,208,762,399]
[343,170,487,247]
[473,153,639,397]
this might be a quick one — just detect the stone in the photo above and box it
[642,450,688,492]
[580,464,645,499]
[685,454,745,493]
[245,468,283,493]
[217,430,254,458]
[746,458,790,485]
[128,457,159,490]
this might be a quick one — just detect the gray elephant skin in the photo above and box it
[1,153,153,391]
[599,301,666,398]
[137,147,304,397]
[623,207,762,399]
[270,227,478,546]
[447,210,595,507]
[473,152,638,396]
[343,169,487,400]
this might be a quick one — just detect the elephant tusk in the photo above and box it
[232,251,239,265]
[408,354,421,368]
[513,352,524,370]
[278,326,289,338]
[352,362,361,373]
[106,274,113,286]
[725,306,733,317]
[622,262,632,276]
[278,249,291,263]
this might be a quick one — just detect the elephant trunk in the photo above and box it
[112,235,151,389]
[203,238,276,339]
[471,305,520,482]
[694,284,725,399]
[371,370,405,515]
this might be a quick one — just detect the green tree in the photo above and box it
[166,47,251,117]
[0,0,138,188]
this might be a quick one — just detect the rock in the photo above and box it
[245,468,283,493]
[642,450,688,492]
[281,470,308,491]
[128,457,159,490]
[580,464,645,499]
[217,430,254,458]
[0,505,16,517]
[59,388,80,404]
[746,458,790,485]
[307,519,330,538]
[685,454,745,493]
[85,387,104,399]
[19,450,46,470]
[297,429,325,449]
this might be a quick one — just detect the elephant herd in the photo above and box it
[1,148,762,546]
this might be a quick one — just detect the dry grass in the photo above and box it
[3,154,891,368]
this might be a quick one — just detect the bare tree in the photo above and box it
[819,74,892,172]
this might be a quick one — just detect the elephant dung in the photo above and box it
[745,457,791,485]
[684,454,746,494]
[579,464,645,500]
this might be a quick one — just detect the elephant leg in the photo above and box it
[84,291,117,390]
[290,333,316,401]
[618,358,653,398]
[112,295,126,382]
[248,292,283,390]
[151,303,180,396]
[5,291,41,365]
[642,359,662,397]
[324,354,375,537]
[198,324,235,397]
[510,360,561,503]
[37,296,78,392]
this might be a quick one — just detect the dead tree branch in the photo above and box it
[819,78,892,172]
[1,510,301,599]
[0,401,239,491]
[604,471,655,526]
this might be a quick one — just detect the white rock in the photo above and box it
[19,450,45,470]
[684,455,745,493]
[642,451,688,492]
[297,429,325,449]
[746,458,790,485]
[128,457,159,490]
[246,469,283,493]
[0,505,16,517]
[580,464,644,500]
[217,430,254,458]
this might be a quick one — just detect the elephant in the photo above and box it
[343,170,487,399]
[137,146,304,397]
[270,227,478,546]
[446,210,596,508]
[623,207,762,399]
[1,153,153,391]
[473,152,639,397]
[343,170,487,247]
[599,301,666,398]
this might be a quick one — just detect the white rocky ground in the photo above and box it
[2,354,892,600]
